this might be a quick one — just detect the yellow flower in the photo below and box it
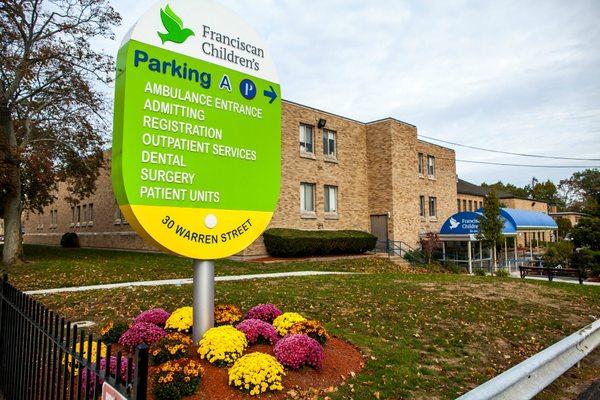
[198,326,247,365]
[164,307,193,332]
[273,312,306,336]
[228,353,285,395]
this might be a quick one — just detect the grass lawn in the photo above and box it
[1,245,401,290]
[26,255,599,399]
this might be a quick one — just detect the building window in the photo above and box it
[468,200,473,211]
[462,199,467,211]
[427,155,435,176]
[457,199,461,212]
[88,203,94,223]
[82,204,87,225]
[50,210,57,228]
[300,183,315,213]
[420,196,426,217]
[324,185,338,213]
[114,202,128,225]
[479,201,483,209]
[428,197,437,217]
[76,205,81,225]
[322,129,336,158]
[418,153,424,175]
[299,124,314,154]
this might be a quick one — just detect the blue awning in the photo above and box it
[499,208,558,230]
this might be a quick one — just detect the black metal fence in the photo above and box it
[0,273,148,399]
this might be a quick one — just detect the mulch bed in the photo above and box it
[147,337,364,399]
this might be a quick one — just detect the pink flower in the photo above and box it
[81,356,134,393]
[245,304,283,323]
[118,322,166,351]
[235,319,279,345]
[274,334,324,369]
[134,308,171,327]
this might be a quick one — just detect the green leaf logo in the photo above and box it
[157,5,195,44]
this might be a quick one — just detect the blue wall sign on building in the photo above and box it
[440,212,481,235]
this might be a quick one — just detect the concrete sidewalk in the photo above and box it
[25,271,357,296]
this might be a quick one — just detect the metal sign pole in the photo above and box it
[192,259,215,344]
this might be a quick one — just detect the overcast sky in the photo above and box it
[102,0,600,186]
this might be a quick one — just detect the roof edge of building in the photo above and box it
[281,99,418,129]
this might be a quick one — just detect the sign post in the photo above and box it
[112,0,281,340]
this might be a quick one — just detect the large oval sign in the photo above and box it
[112,0,281,259]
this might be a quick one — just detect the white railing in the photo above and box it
[457,319,600,400]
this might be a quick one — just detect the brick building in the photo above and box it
[23,100,458,257]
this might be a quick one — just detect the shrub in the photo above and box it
[235,319,279,345]
[443,262,466,274]
[60,232,79,248]
[118,322,166,351]
[288,320,329,344]
[150,332,193,365]
[198,326,247,365]
[134,308,171,327]
[473,268,486,276]
[214,304,243,326]
[81,356,133,394]
[228,353,285,396]
[571,218,600,250]
[274,334,324,369]
[165,307,193,333]
[245,303,283,323]
[543,241,574,267]
[573,248,600,277]
[263,228,377,257]
[495,269,510,278]
[152,359,203,400]
[99,321,129,344]
[272,312,306,336]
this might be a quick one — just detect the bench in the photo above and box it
[519,266,584,284]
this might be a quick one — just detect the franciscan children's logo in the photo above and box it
[157,5,195,44]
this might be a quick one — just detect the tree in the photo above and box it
[477,188,504,269]
[558,169,600,216]
[481,181,529,198]
[542,241,574,268]
[527,179,563,209]
[420,232,440,265]
[570,218,600,250]
[1,1,120,265]
[555,217,572,240]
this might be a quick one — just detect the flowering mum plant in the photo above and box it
[198,325,247,365]
[152,358,203,400]
[288,320,330,344]
[150,332,193,365]
[134,308,171,327]
[118,322,167,351]
[165,306,193,333]
[228,352,285,396]
[66,341,107,375]
[235,319,279,345]
[99,320,129,345]
[81,356,134,394]
[244,303,282,323]
[274,334,324,369]
[214,304,243,325]
[272,312,306,336]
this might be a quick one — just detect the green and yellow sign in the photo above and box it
[112,0,281,259]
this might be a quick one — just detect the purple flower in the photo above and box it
[245,304,283,323]
[274,334,324,369]
[118,322,166,351]
[81,356,134,393]
[235,319,279,345]
[134,308,171,327]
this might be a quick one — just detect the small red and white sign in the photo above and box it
[102,382,127,400]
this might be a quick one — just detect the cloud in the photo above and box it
[103,0,600,186]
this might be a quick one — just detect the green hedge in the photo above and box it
[263,228,377,257]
